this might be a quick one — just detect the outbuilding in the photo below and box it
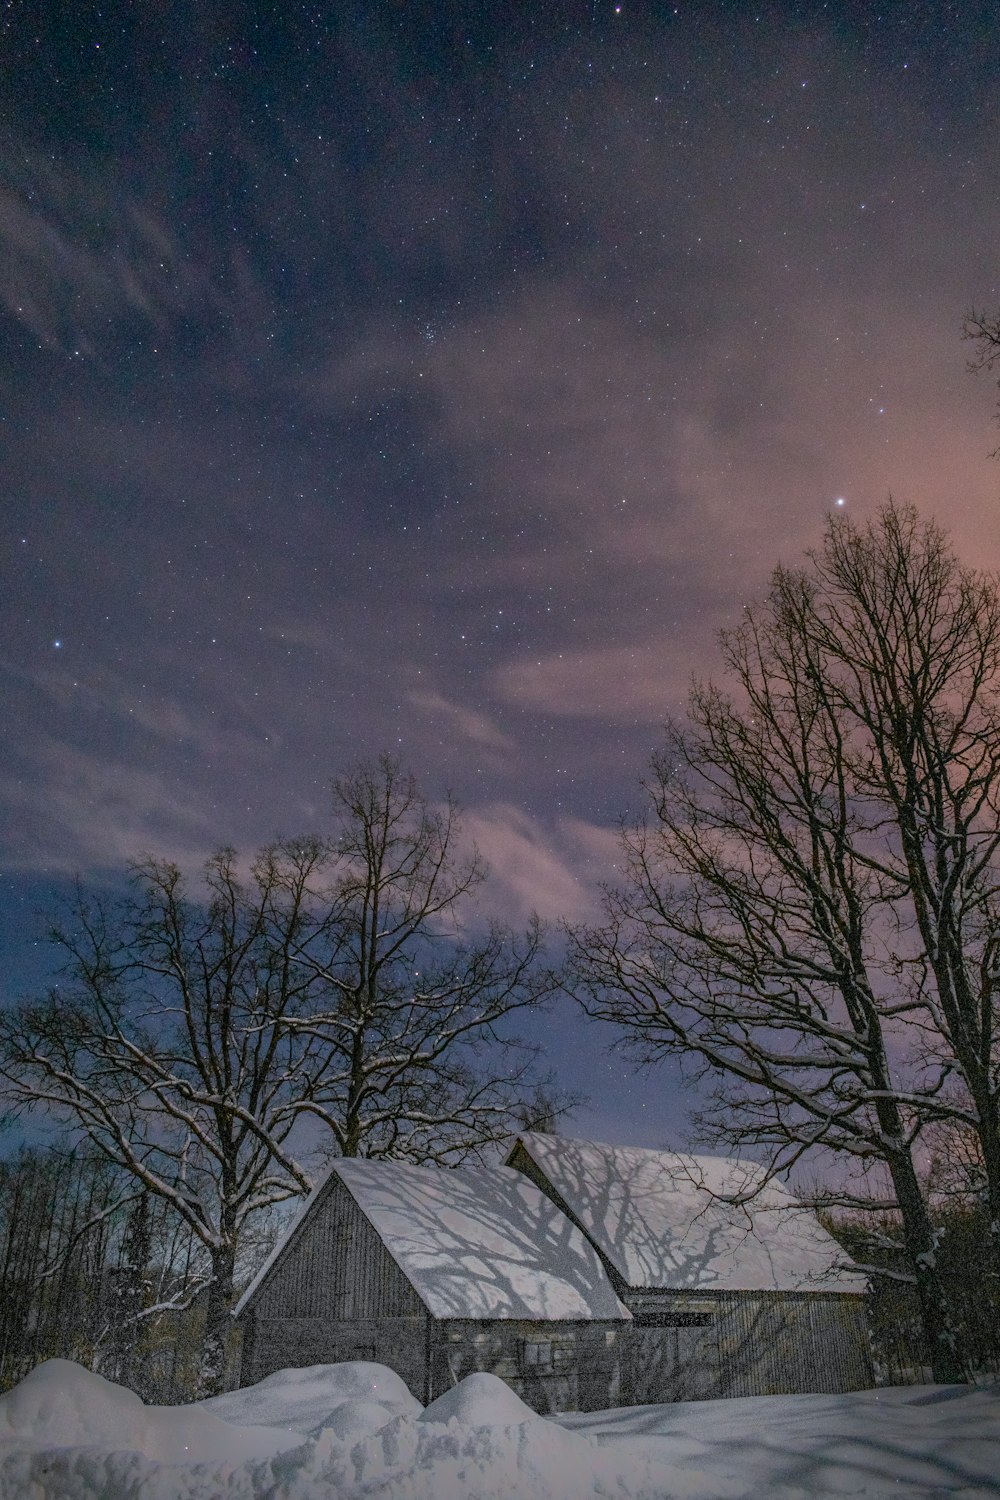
[507,1133,874,1402]
[235,1155,630,1412]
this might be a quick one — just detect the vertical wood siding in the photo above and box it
[427,1320,625,1413]
[620,1290,872,1403]
[251,1176,423,1321]
[714,1292,872,1397]
[623,1292,720,1403]
[241,1313,429,1395]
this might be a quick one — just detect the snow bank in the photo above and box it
[1,1358,998,1500]
[200,1359,421,1434]
[0,1358,695,1499]
[0,1357,299,1462]
[420,1370,539,1426]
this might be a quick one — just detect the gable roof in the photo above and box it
[509,1133,864,1295]
[238,1156,629,1323]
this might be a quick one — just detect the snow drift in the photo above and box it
[0,1356,997,1499]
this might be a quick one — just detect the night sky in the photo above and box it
[3,2,1000,1146]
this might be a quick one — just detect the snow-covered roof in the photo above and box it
[238,1157,630,1323]
[509,1134,865,1295]
[335,1158,629,1321]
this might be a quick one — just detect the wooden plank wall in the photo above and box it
[622,1292,720,1403]
[620,1290,872,1404]
[428,1320,625,1413]
[714,1293,872,1397]
[242,1312,429,1396]
[250,1175,423,1321]
[240,1174,431,1393]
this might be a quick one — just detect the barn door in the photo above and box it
[626,1312,720,1404]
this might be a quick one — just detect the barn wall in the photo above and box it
[239,1174,430,1394]
[241,1311,429,1397]
[248,1175,424,1321]
[429,1320,625,1413]
[622,1292,721,1404]
[242,1313,626,1411]
[620,1290,873,1404]
[714,1292,873,1397]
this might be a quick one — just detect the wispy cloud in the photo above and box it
[461,804,622,928]
[0,151,221,358]
[408,690,515,757]
[0,736,218,879]
[493,640,685,724]
[4,14,1000,921]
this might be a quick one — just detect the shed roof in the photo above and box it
[238,1156,629,1323]
[509,1133,864,1295]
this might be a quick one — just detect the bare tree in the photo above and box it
[0,758,568,1391]
[0,1145,124,1388]
[280,755,568,1163]
[0,841,335,1395]
[568,505,1000,1382]
[811,510,1000,1236]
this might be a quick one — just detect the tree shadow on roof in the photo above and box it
[510,1134,857,1292]
[336,1158,628,1321]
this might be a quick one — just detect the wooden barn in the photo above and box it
[235,1156,630,1412]
[507,1133,874,1403]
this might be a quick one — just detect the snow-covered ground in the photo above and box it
[0,1358,997,1500]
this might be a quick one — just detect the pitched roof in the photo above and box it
[509,1133,864,1294]
[238,1156,629,1323]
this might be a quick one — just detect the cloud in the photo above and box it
[407,691,515,756]
[461,804,622,928]
[5,12,1000,914]
[0,151,221,358]
[0,737,219,879]
[0,664,300,878]
[493,639,688,724]
[6,658,288,762]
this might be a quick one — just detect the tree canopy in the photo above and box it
[568,503,1000,1381]
[0,755,564,1393]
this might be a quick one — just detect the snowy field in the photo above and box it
[0,1359,997,1500]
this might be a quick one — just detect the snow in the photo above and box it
[200,1360,421,1432]
[0,1358,300,1463]
[1,1357,998,1499]
[512,1133,865,1293]
[420,1370,540,1426]
[247,1156,629,1321]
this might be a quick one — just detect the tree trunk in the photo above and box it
[976,1108,1000,1365]
[885,1145,966,1383]
[198,1243,236,1398]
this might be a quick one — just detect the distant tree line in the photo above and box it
[0,1144,206,1398]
